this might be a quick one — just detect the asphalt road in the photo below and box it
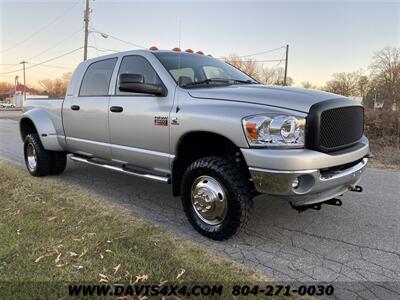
[1,112,399,299]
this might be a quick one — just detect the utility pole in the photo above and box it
[283,44,289,86]
[83,0,90,60]
[20,61,27,101]
[14,76,18,94]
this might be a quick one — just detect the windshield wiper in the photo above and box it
[231,79,257,84]
[181,78,256,88]
[181,78,229,87]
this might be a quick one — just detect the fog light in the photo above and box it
[292,178,299,189]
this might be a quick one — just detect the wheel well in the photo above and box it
[172,131,251,196]
[20,118,38,141]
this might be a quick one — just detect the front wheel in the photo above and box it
[181,156,253,240]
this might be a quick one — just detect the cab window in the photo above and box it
[79,58,117,96]
[116,55,162,95]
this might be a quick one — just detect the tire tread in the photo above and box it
[24,133,51,176]
[181,156,253,240]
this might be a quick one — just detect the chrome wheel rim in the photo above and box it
[26,143,37,171]
[191,176,228,225]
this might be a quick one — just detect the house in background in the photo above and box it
[0,84,46,107]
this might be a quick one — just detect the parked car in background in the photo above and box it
[1,102,15,108]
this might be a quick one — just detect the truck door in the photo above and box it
[63,57,117,159]
[108,55,173,174]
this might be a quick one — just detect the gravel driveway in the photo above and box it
[1,112,399,299]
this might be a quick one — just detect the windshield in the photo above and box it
[153,52,257,88]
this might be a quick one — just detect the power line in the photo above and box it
[88,46,120,53]
[26,28,83,61]
[0,63,21,72]
[89,27,146,49]
[91,31,100,56]
[236,46,286,58]
[37,64,73,70]
[241,59,285,63]
[0,47,83,75]
[25,47,83,71]
[0,1,80,53]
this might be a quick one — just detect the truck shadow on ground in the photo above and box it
[55,160,400,283]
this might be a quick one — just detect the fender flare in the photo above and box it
[19,108,64,151]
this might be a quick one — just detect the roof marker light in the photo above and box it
[196,50,204,55]
[149,46,159,51]
[172,47,181,52]
[185,49,194,53]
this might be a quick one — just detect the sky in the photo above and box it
[0,0,399,88]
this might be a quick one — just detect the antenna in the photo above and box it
[178,19,182,48]
[176,19,182,114]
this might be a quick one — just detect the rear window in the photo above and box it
[79,58,117,96]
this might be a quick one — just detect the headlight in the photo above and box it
[242,114,305,148]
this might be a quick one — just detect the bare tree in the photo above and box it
[0,82,14,101]
[301,81,318,89]
[0,82,13,92]
[224,54,259,79]
[323,71,363,96]
[369,47,400,111]
[357,75,369,98]
[261,67,280,85]
[260,66,293,86]
[39,72,72,97]
[224,54,293,86]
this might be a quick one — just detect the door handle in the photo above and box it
[110,106,123,113]
[70,105,80,111]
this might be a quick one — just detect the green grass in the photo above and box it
[0,160,270,298]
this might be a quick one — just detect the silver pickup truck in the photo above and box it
[20,49,369,240]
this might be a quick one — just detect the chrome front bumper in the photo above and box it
[249,158,368,206]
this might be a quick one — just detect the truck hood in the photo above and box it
[188,84,346,113]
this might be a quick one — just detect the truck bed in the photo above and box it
[23,98,65,141]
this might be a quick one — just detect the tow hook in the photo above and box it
[348,185,363,192]
[290,198,343,213]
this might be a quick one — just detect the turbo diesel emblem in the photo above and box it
[154,116,168,126]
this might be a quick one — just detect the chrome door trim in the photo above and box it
[66,136,175,159]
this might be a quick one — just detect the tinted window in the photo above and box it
[203,66,227,79]
[170,67,195,81]
[154,52,257,87]
[116,56,161,95]
[79,58,117,96]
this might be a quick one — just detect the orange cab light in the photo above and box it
[172,47,181,52]
[207,54,213,57]
[196,50,204,55]
[149,46,159,51]
[185,49,194,53]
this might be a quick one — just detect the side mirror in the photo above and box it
[118,73,166,96]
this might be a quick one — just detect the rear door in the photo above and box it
[108,55,174,174]
[63,58,117,159]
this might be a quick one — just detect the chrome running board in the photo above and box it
[70,155,170,184]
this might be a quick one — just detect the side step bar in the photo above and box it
[70,155,171,184]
